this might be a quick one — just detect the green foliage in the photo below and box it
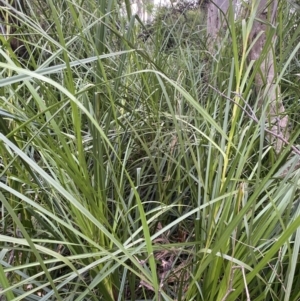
[0,0,300,300]
[138,2,206,54]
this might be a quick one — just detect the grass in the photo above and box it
[0,0,300,300]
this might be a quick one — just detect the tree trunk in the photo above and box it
[249,0,289,153]
[207,0,230,50]
[206,0,289,153]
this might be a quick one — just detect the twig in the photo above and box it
[208,85,300,156]
[220,266,238,301]
[221,265,251,301]
[255,246,286,291]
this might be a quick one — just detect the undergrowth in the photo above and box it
[0,1,300,300]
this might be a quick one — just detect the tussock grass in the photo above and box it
[0,1,300,300]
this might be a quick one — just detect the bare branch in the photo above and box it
[208,85,300,157]
[220,266,238,301]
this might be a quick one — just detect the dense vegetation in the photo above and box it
[0,0,300,300]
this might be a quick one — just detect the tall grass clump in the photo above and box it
[0,0,300,300]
